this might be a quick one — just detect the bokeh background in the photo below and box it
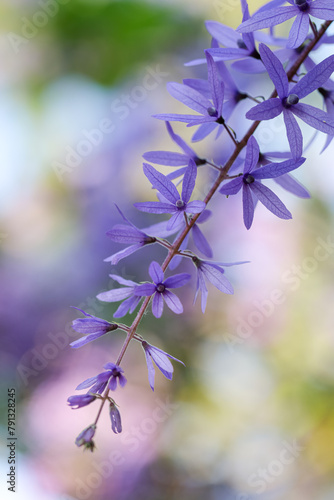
[1,1,334,499]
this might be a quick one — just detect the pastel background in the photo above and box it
[1,1,334,499]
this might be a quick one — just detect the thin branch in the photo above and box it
[92,20,333,431]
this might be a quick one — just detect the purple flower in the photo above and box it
[134,161,205,230]
[67,394,97,409]
[169,210,213,271]
[237,0,334,49]
[141,340,185,391]
[143,121,206,170]
[246,44,334,157]
[76,362,127,394]
[109,402,122,434]
[69,308,118,348]
[153,52,227,139]
[134,261,191,318]
[104,205,157,265]
[205,3,266,74]
[184,46,250,141]
[75,424,96,451]
[258,150,310,198]
[97,275,142,318]
[192,257,248,313]
[219,137,305,228]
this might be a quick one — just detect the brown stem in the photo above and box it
[93,20,332,430]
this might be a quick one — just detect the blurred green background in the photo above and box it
[1,1,334,499]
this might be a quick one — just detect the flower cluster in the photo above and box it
[67,0,334,449]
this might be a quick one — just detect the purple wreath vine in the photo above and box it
[66,0,334,451]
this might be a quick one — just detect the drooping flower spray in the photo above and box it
[66,0,334,450]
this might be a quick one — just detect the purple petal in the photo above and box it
[207,47,249,61]
[250,182,292,219]
[169,232,189,271]
[242,3,256,51]
[143,164,179,203]
[152,292,164,318]
[97,288,133,302]
[192,122,218,142]
[108,377,117,391]
[283,109,303,158]
[236,6,297,33]
[143,348,156,391]
[258,44,288,99]
[167,82,212,113]
[149,261,164,284]
[205,21,239,46]
[106,225,146,244]
[192,224,213,258]
[162,290,183,314]
[292,103,334,135]
[134,201,176,214]
[197,209,212,223]
[104,243,144,265]
[153,113,199,123]
[273,173,310,198]
[166,210,184,230]
[72,317,110,334]
[242,185,255,230]
[164,273,191,289]
[255,0,287,14]
[166,121,197,157]
[109,274,138,287]
[184,57,207,67]
[70,331,108,349]
[134,283,156,296]
[113,296,141,318]
[187,116,217,126]
[232,58,265,74]
[118,373,127,388]
[246,98,283,120]
[76,375,99,391]
[186,200,206,213]
[219,177,243,195]
[143,151,189,166]
[181,160,197,204]
[292,55,334,99]
[201,263,234,294]
[206,51,224,115]
[147,349,173,378]
[287,12,309,49]
[194,269,208,313]
[184,77,211,98]
[141,220,180,237]
[310,3,334,21]
[244,136,260,174]
[166,166,189,182]
[253,157,305,179]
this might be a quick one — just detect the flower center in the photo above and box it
[286,94,299,106]
[295,0,309,11]
[176,199,185,208]
[318,87,330,99]
[237,39,247,49]
[244,174,255,184]
[207,106,217,117]
[157,284,165,293]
